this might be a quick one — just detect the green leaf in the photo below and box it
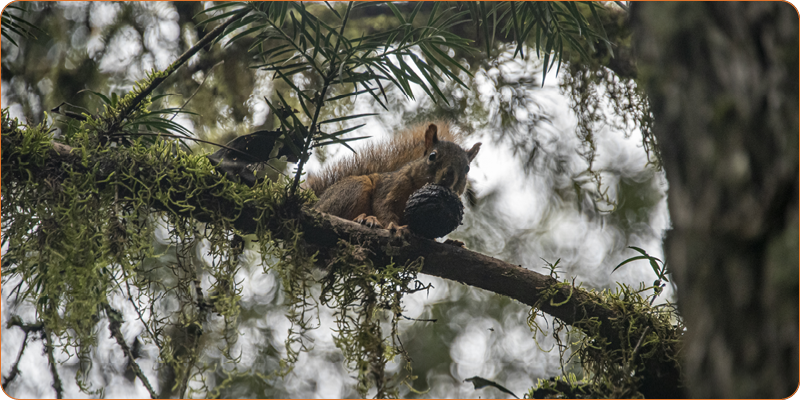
[273,89,311,134]
[194,2,246,20]
[359,68,389,109]
[465,376,519,399]
[437,9,472,32]
[146,108,199,118]
[313,135,370,150]
[407,1,425,25]
[1,4,45,47]
[78,89,111,105]
[408,54,448,105]
[273,69,313,117]
[318,113,377,125]
[612,256,649,273]
[383,62,414,99]
[386,2,406,25]
[422,2,442,37]
[479,2,492,56]
[324,1,342,19]
[614,247,669,282]
[261,62,308,72]
[325,89,371,103]
[263,97,296,131]
[313,124,369,152]
[227,24,268,46]
[320,123,366,139]
[586,2,611,48]
[197,7,247,29]
[1,32,18,47]
[420,43,471,83]
[253,43,291,59]
[311,18,322,60]
[281,65,312,78]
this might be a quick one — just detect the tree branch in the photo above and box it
[1,132,681,395]
[2,133,626,348]
[42,326,64,399]
[2,330,28,387]
[3,319,45,386]
[104,305,158,399]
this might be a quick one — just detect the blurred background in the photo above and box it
[1,2,672,398]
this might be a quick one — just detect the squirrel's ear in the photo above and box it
[467,142,481,162]
[424,124,438,149]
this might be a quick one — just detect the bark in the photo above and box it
[2,134,621,337]
[632,2,799,398]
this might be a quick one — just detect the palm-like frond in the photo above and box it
[1,5,44,47]
[196,1,478,192]
[191,1,613,191]
[464,1,611,83]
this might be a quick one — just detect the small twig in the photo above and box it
[123,280,163,352]
[106,7,251,136]
[624,326,651,376]
[631,326,651,356]
[3,318,45,386]
[397,313,437,323]
[3,330,31,387]
[42,326,64,399]
[104,305,158,399]
[6,318,44,333]
[289,2,353,196]
[169,60,225,122]
[50,101,91,121]
[614,1,630,13]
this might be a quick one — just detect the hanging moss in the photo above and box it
[3,101,685,398]
[529,279,683,398]
[1,106,309,396]
[318,240,429,398]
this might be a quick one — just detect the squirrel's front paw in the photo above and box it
[354,214,384,229]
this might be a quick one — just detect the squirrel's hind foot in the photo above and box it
[386,222,411,239]
[354,214,384,229]
[443,238,466,248]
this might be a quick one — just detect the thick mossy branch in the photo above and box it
[2,129,666,346]
[1,119,277,397]
[1,128,682,396]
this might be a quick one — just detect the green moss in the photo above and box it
[529,279,683,398]
[317,240,427,398]
[1,107,298,395]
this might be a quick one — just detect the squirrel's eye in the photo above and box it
[466,165,470,173]
[428,151,437,162]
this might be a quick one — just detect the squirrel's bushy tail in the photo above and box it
[307,121,460,196]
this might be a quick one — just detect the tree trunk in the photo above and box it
[632,2,799,398]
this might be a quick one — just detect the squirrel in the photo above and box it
[308,122,481,232]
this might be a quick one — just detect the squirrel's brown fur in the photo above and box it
[307,121,460,196]
[309,122,480,230]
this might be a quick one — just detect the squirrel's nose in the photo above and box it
[437,168,460,192]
